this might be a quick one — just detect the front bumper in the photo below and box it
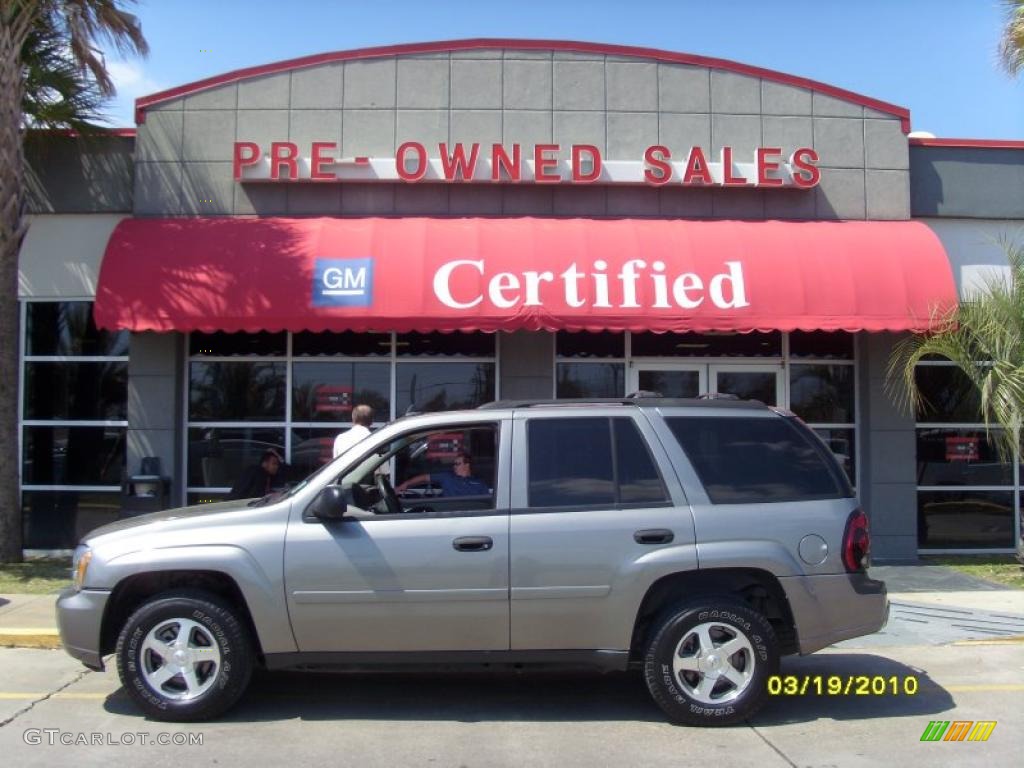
[781,572,888,654]
[55,587,111,671]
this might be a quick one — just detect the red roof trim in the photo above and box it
[134,38,911,132]
[909,137,1024,149]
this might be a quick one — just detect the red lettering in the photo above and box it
[791,147,821,188]
[643,145,672,185]
[534,144,560,183]
[310,142,337,181]
[721,147,748,186]
[756,147,783,187]
[232,141,261,180]
[571,144,602,183]
[269,142,298,180]
[396,142,427,181]
[492,144,521,182]
[439,143,480,181]
[682,147,713,185]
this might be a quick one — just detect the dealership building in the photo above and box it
[17,39,1024,558]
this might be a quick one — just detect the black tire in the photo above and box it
[115,589,254,722]
[642,598,778,726]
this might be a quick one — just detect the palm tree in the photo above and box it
[1000,0,1024,76]
[0,0,146,562]
[886,241,1024,463]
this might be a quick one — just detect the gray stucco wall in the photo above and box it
[25,134,134,213]
[135,47,910,220]
[911,146,1024,219]
[126,332,185,508]
[858,332,918,562]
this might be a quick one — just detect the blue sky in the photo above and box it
[104,0,1022,139]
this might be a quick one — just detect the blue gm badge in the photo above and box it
[313,258,374,307]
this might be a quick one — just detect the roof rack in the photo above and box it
[477,396,765,410]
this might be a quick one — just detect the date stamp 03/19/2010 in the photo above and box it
[767,675,920,696]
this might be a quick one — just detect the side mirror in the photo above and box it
[306,485,350,521]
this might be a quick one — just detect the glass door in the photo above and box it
[709,364,783,406]
[632,364,706,398]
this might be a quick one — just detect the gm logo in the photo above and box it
[313,258,374,307]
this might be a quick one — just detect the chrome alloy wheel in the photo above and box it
[140,618,222,701]
[672,621,756,704]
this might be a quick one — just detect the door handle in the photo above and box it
[452,536,493,552]
[634,529,674,545]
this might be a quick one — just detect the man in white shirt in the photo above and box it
[332,404,374,458]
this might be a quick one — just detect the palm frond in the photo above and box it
[999,0,1024,76]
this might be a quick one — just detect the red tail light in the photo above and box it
[842,508,870,572]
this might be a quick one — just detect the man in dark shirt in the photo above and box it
[228,450,282,500]
[396,452,489,497]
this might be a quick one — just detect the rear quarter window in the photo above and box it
[665,415,848,504]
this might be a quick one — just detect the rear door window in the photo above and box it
[665,415,846,503]
[527,417,669,508]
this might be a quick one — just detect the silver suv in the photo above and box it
[57,398,886,725]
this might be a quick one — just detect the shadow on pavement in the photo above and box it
[101,652,954,725]
[0,598,9,608]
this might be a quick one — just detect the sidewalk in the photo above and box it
[0,593,60,648]
[1,565,1022,650]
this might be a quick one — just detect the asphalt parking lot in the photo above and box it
[0,639,1020,767]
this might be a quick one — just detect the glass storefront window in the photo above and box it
[556,363,625,398]
[638,370,701,398]
[396,331,495,357]
[26,301,128,356]
[187,427,286,488]
[24,362,127,420]
[291,362,390,422]
[631,331,781,357]
[22,301,129,551]
[789,331,854,359]
[789,364,855,423]
[396,362,496,413]
[290,428,348,478]
[189,361,286,421]
[293,331,391,357]
[189,331,286,357]
[22,426,125,485]
[556,331,625,358]
[918,490,1015,549]
[917,428,1012,486]
[914,365,983,423]
[813,428,856,485]
[22,491,121,550]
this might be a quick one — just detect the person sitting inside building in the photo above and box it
[333,404,374,458]
[227,449,282,500]
[395,451,490,497]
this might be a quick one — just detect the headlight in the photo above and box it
[72,547,93,591]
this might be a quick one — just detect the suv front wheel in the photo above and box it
[643,599,778,726]
[115,590,254,721]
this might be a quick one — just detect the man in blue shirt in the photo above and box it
[396,452,490,497]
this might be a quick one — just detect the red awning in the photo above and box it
[94,217,956,334]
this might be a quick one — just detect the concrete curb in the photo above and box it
[0,630,61,650]
[952,635,1024,646]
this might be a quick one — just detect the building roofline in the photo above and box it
[134,38,911,131]
[909,137,1024,149]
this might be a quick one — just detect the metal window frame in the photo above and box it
[18,299,133,546]
[914,360,1021,555]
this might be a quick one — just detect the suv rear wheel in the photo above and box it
[643,599,778,726]
[115,590,254,721]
